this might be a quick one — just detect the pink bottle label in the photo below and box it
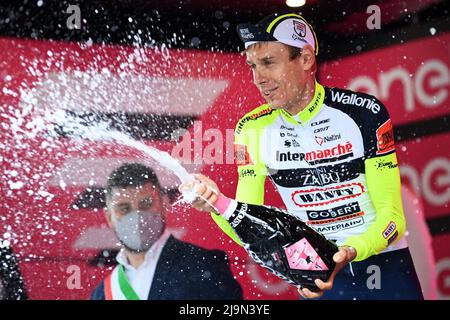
[284,238,329,271]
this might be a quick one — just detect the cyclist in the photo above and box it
[181,13,423,300]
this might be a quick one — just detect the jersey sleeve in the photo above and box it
[362,98,396,159]
[234,118,267,205]
[344,101,406,261]
[210,113,268,246]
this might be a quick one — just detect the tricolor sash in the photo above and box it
[104,265,140,300]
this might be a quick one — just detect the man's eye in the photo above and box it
[118,206,130,214]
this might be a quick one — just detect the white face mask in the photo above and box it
[112,210,165,252]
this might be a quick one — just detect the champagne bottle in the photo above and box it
[214,194,339,291]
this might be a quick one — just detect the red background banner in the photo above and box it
[0,33,449,299]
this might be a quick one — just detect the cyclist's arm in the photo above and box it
[344,103,406,261]
[210,119,267,245]
[210,163,267,245]
[344,152,406,261]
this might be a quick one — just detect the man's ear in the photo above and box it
[104,207,114,229]
[300,45,316,71]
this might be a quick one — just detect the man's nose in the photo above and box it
[253,67,267,85]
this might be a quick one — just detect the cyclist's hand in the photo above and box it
[179,173,220,212]
[298,246,357,299]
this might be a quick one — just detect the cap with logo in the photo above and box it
[236,13,318,55]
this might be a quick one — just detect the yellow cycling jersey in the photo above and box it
[212,82,408,261]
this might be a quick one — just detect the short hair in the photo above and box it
[105,163,161,200]
[287,45,302,60]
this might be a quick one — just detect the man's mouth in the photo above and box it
[263,87,278,98]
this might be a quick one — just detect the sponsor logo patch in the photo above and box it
[276,141,353,165]
[291,182,365,208]
[293,20,306,37]
[280,125,295,131]
[308,212,365,226]
[239,168,256,178]
[280,132,298,138]
[330,91,381,114]
[315,217,364,234]
[313,126,329,133]
[315,133,341,146]
[236,107,273,134]
[375,159,398,170]
[234,144,253,166]
[306,202,362,225]
[311,119,330,127]
[383,221,397,239]
[239,28,254,39]
[315,136,324,146]
[298,169,341,186]
[376,119,395,155]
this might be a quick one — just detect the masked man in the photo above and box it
[91,163,242,300]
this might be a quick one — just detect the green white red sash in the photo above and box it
[104,265,140,300]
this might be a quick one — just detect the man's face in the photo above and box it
[105,183,166,228]
[246,42,310,112]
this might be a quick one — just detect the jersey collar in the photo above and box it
[280,81,325,125]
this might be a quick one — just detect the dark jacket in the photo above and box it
[91,236,243,300]
[0,241,28,300]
